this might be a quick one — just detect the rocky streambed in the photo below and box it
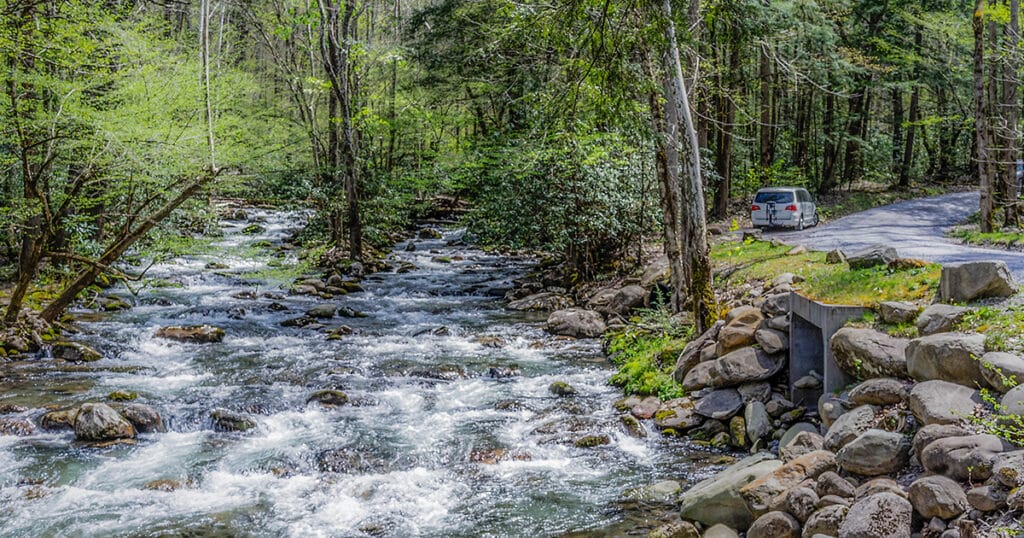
[0,208,731,537]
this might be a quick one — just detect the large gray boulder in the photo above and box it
[74,403,136,441]
[908,475,968,519]
[912,424,970,460]
[694,389,744,420]
[980,351,1024,393]
[920,434,1008,481]
[830,328,909,379]
[991,450,1024,488]
[681,360,717,391]
[640,255,670,288]
[744,401,771,445]
[747,511,799,538]
[940,260,1016,302]
[846,245,898,270]
[546,309,606,338]
[1004,384,1024,416]
[754,328,788,355]
[848,377,909,406]
[823,405,877,452]
[590,285,647,316]
[678,453,782,528]
[836,429,911,476]
[838,492,912,538]
[914,304,970,336]
[155,325,225,343]
[803,505,848,538]
[878,301,920,324]
[672,321,724,382]
[905,332,987,387]
[709,347,785,387]
[739,451,838,517]
[908,380,984,426]
[508,292,572,311]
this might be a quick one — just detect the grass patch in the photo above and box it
[957,305,1024,352]
[711,238,941,307]
[948,226,1024,249]
[605,308,693,400]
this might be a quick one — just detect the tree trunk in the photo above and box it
[1001,0,1020,227]
[891,87,904,182]
[975,0,994,232]
[820,92,839,193]
[759,41,774,174]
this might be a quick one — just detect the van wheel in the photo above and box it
[796,216,804,231]
[812,211,819,226]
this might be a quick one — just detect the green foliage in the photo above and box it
[605,308,693,400]
[958,306,1024,352]
[969,362,1023,447]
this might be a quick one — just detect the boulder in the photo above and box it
[979,351,1024,393]
[830,328,909,379]
[760,293,790,317]
[74,403,136,441]
[855,478,907,500]
[717,306,764,355]
[837,492,912,538]
[507,292,572,312]
[836,429,911,476]
[702,524,740,538]
[1004,384,1024,416]
[848,377,909,406]
[155,325,225,343]
[50,341,101,362]
[119,403,164,433]
[678,453,783,528]
[780,422,819,448]
[630,396,662,419]
[682,361,717,391]
[739,450,837,516]
[920,434,1008,481]
[210,409,257,432]
[815,471,856,499]
[818,395,847,429]
[710,347,785,387]
[991,450,1024,488]
[744,401,771,445]
[747,511,800,538]
[825,249,846,264]
[939,261,1016,302]
[647,521,699,538]
[673,321,724,382]
[905,333,987,388]
[640,255,670,288]
[803,505,848,538]
[966,485,1008,512]
[823,405,877,451]
[912,424,970,460]
[908,380,983,426]
[39,408,78,431]
[780,486,819,522]
[780,430,825,462]
[546,309,606,338]
[737,382,772,403]
[878,301,920,325]
[307,389,349,406]
[755,328,788,355]
[694,389,744,420]
[306,304,338,319]
[908,475,968,519]
[846,245,898,270]
[914,305,970,336]
[596,285,647,316]
[654,404,701,432]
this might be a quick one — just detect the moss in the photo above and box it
[573,434,610,448]
[108,390,137,401]
[606,324,690,400]
[653,409,677,421]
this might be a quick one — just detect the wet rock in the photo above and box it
[546,309,606,338]
[327,325,356,340]
[908,380,983,425]
[728,416,746,448]
[619,414,646,438]
[747,511,799,538]
[739,450,837,516]
[646,520,698,538]
[242,224,265,234]
[337,306,367,318]
[940,260,1016,302]
[838,492,912,538]
[693,389,743,420]
[744,401,771,445]
[120,403,164,433]
[920,434,1007,481]
[307,389,349,407]
[0,417,35,436]
[317,447,387,473]
[548,381,578,397]
[574,434,610,448]
[677,453,783,528]
[409,364,466,381]
[107,390,136,401]
[39,408,78,430]
[848,377,908,406]
[823,405,877,451]
[654,401,701,432]
[836,429,911,476]
[908,475,968,519]
[631,396,662,419]
[486,365,521,379]
[830,328,909,379]
[846,245,898,270]
[914,305,971,337]
[473,335,508,348]
[50,341,101,362]
[878,301,920,324]
[210,409,256,432]
[74,403,135,441]
[754,328,788,355]
[281,316,314,328]
[154,325,225,343]
[979,351,1024,393]
[507,292,573,312]
[716,306,764,355]
[966,485,1007,512]
[306,304,338,319]
[0,404,28,414]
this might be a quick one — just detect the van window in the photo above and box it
[754,191,794,204]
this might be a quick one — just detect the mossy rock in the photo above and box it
[108,390,137,402]
[51,342,102,362]
[653,409,677,422]
[251,240,273,248]
[549,381,578,397]
[307,389,348,407]
[574,434,611,448]
[431,256,453,264]
[210,409,256,432]
[205,262,230,270]
[242,224,266,235]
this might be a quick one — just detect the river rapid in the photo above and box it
[0,209,720,537]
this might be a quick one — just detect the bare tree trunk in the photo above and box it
[975,0,994,232]
[1002,0,1020,226]
[200,0,216,170]
[891,87,904,182]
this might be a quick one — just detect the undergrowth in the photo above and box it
[957,305,1024,352]
[605,307,693,400]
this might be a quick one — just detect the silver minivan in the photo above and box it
[751,187,818,230]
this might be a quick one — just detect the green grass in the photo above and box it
[949,227,1024,249]
[957,305,1024,352]
[711,238,941,307]
[605,309,693,400]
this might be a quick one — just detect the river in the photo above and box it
[0,209,719,537]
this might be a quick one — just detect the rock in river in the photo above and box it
[74,403,136,441]
[155,325,225,343]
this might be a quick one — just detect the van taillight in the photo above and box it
[785,204,797,211]
[751,205,760,211]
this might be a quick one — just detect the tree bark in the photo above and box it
[975,0,994,232]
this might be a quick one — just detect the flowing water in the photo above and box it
[0,209,718,537]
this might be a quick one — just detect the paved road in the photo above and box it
[763,191,1024,280]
